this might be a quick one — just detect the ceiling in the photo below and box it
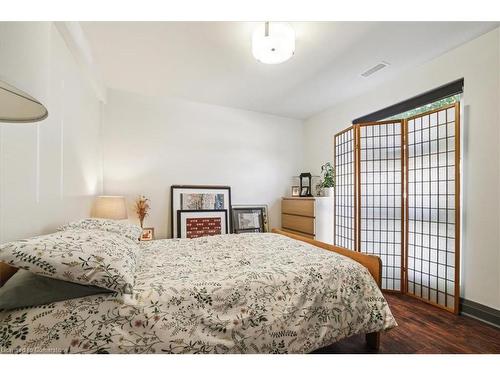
[81,22,498,119]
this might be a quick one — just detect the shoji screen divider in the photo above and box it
[333,127,357,250]
[333,103,460,313]
[357,121,404,292]
[405,103,460,313]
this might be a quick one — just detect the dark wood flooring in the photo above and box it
[314,293,500,354]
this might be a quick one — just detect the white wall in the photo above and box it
[102,89,303,239]
[303,28,500,310]
[0,22,102,243]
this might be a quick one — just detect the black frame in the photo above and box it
[170,185,232,237]
[299,172,313,197]
[231,207,265,234]
[353,79,464,124]
[177,209,228,238]
[231,204,270,232]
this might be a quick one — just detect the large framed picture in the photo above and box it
[177,209,228,239]
[231,204,270,233]
[171,185,232,238]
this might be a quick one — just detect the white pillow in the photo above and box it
[58,218,143,242]
[0,229,139,294]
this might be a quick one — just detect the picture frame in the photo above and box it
[236,228,262,234]
[231,204,270,232]
[171,185,232,238]
[231,207,265,234]
[140,227,155,241]
[291,185,300,197]
[300,187,310,197]
[177,209,228,239]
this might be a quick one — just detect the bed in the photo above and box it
[0,224,396,354]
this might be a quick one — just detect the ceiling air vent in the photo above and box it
[361,61,390,78]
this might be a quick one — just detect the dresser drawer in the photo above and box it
[282,214,315,235]
[282,199,315,217]
[280,228,315,239]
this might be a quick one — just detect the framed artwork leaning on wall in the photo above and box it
[170,185,232,238]
[231,204,269,233]
[177,209,228,239]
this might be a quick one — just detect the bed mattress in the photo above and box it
[0,233,396,353]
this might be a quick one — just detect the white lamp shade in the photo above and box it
[92,196,128,220]
[0,79,48,123]
[252,22,295,64]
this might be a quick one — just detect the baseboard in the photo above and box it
[460,298,500,328]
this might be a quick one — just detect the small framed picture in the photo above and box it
[291,186,300,197]
[140,227,155,241]
[300,187,310,197]
[232,207,265,234]
[231,204,270,232]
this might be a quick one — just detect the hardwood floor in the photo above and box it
[314,293,500,354]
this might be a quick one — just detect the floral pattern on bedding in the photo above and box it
[58,218,143,242]
[0,233,397,354]
[0,229,139,294]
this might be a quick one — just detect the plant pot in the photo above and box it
[323,187,334,197]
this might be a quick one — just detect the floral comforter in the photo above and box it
[0,233,396,354]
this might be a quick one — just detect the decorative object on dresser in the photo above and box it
[299,172,313,197]
[91,196,128,219]
[135,195,151,228]
[291,185,300,197]
[177,209,228,239]
[316,162,335,197]
[232,207,265,233]
[140,227,155,241]
[281,196,334,244]
[300,187,309,197]
[171,185,232,238]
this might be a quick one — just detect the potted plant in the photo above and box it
[316,162,335,197]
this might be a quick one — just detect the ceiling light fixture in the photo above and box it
[252,22,295,64]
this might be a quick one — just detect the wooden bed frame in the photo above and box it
[272,228,382,350]
[0,229,383,351]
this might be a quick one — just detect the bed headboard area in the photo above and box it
[0,262,17,287]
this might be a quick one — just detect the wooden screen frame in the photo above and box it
[333,126,357,250]
[333,103,461,313]
[356,120,405,292]
[403,103,461,314]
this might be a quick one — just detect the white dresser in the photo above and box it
[280,197,334,244]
